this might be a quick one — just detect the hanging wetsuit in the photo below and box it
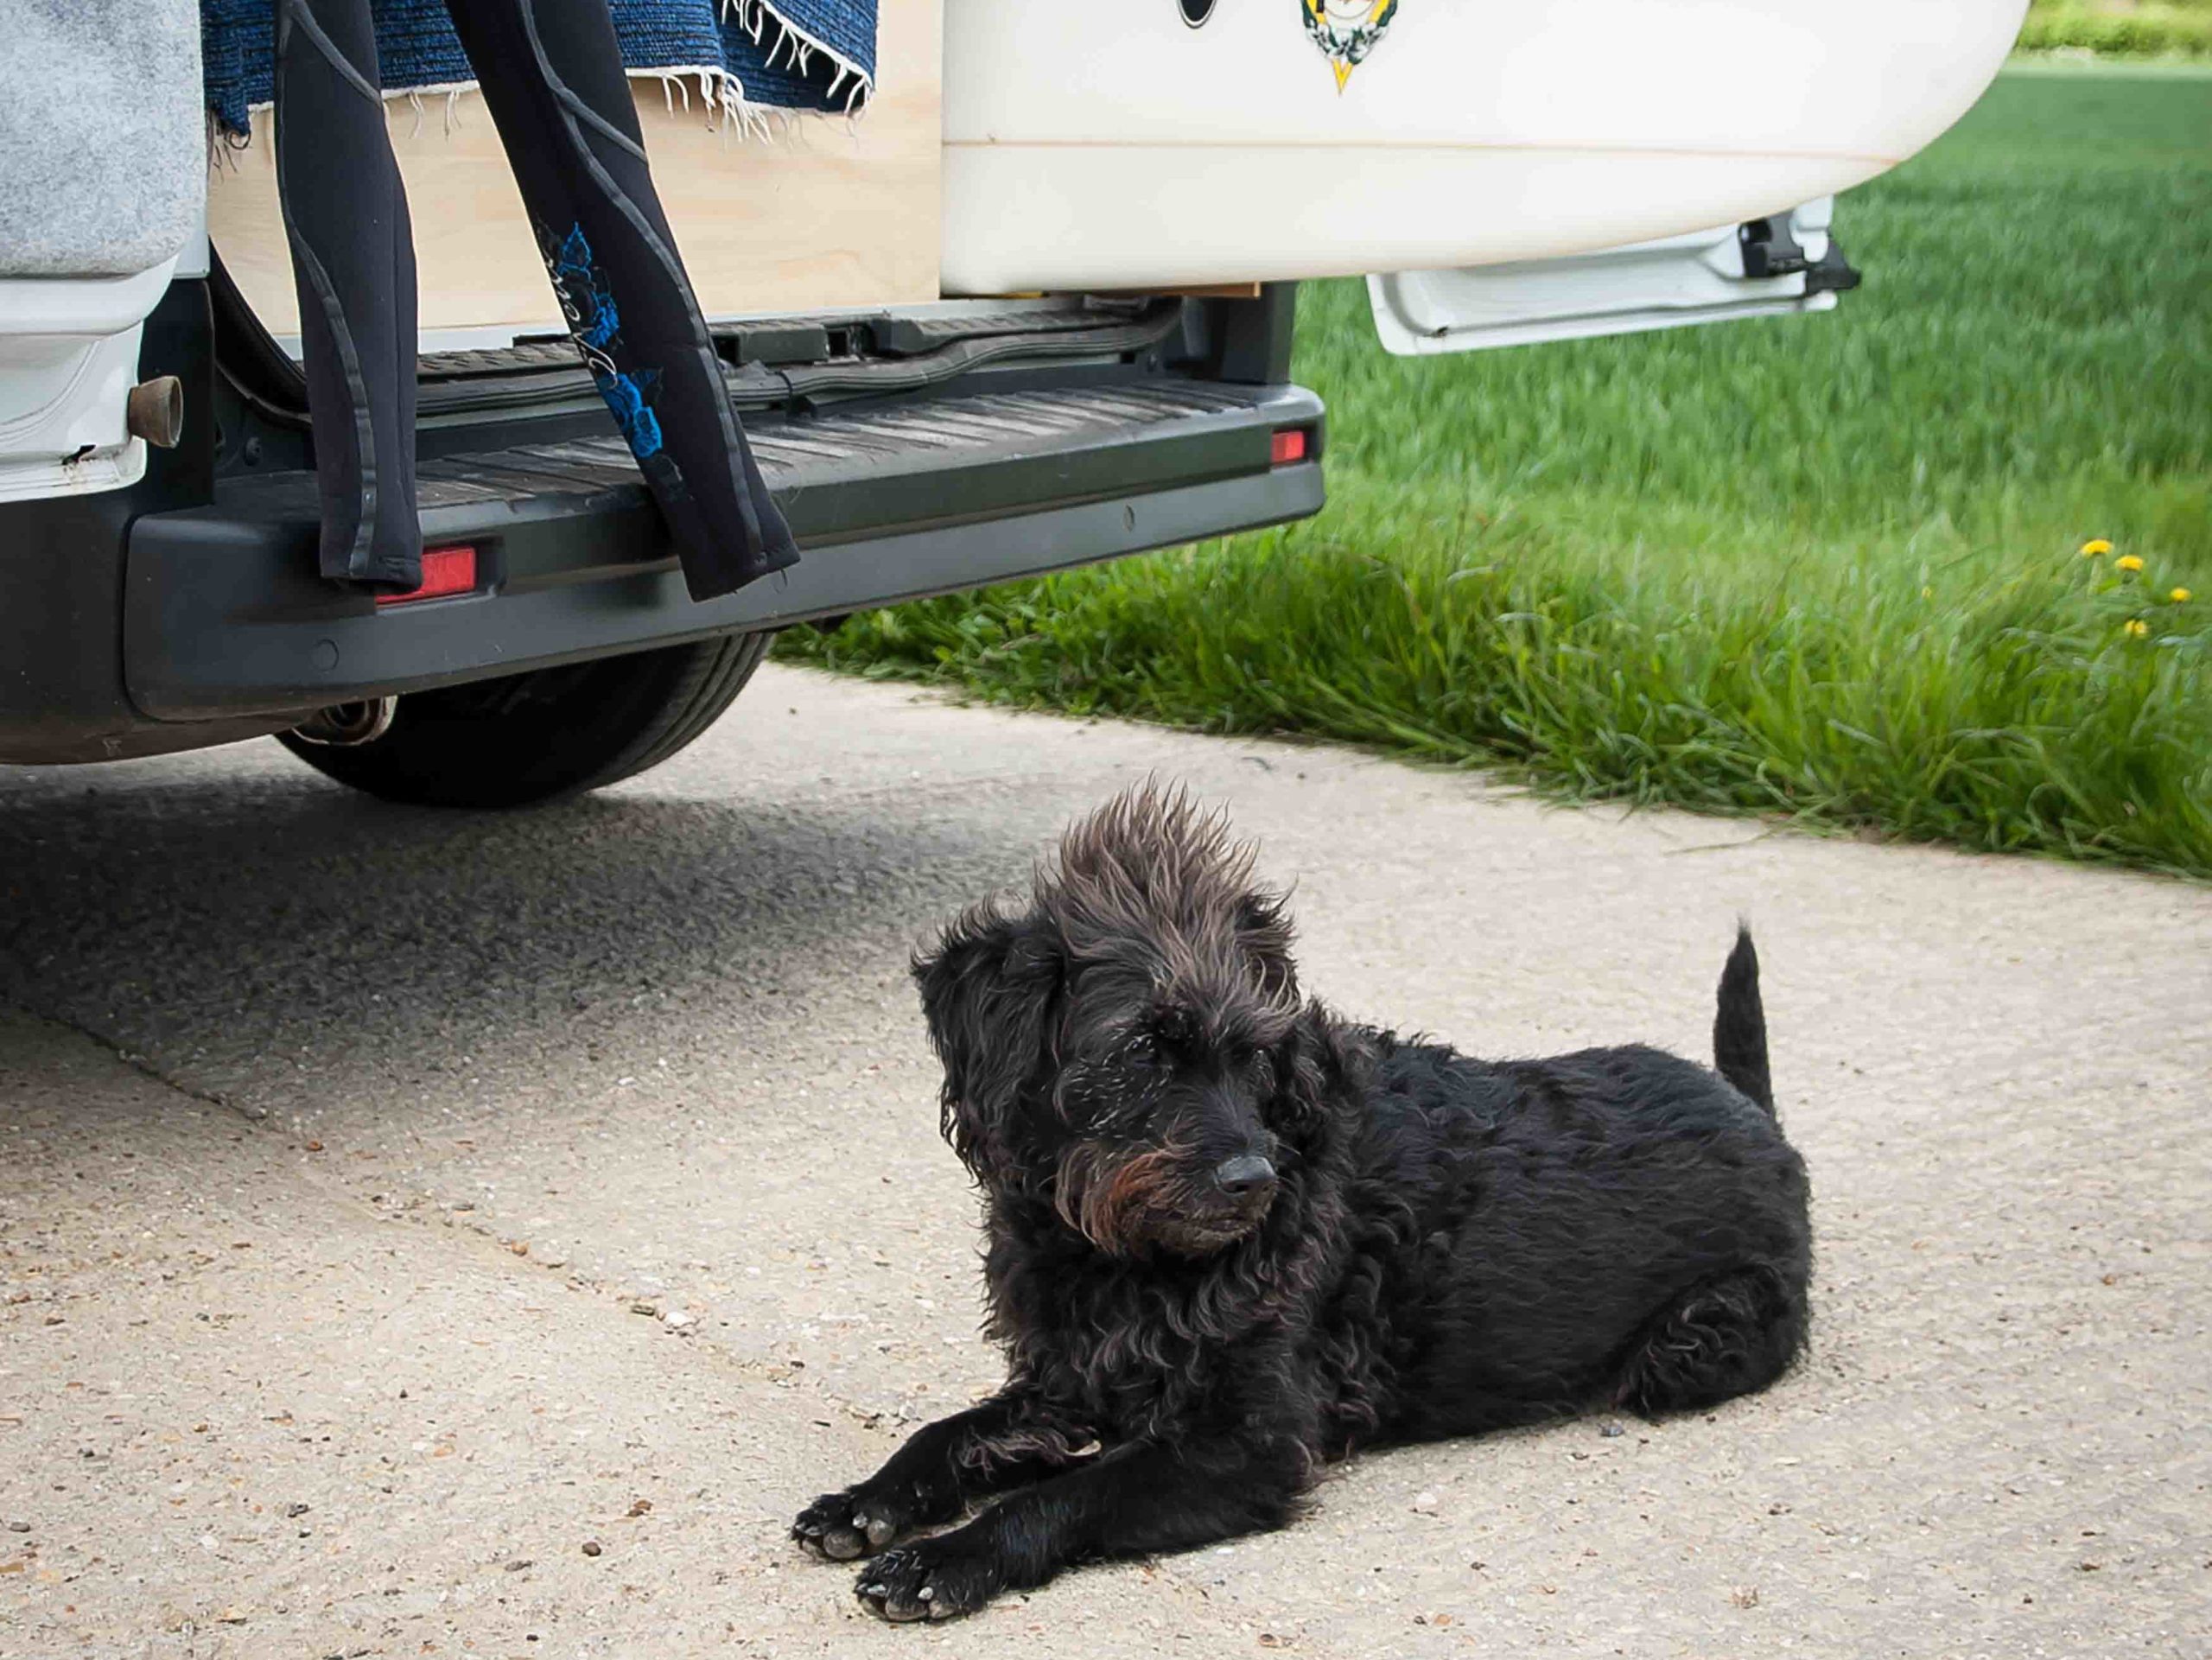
[274,0,422,589]
[273,0,799,601]
[440,0,799,601]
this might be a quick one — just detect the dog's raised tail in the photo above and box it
[1713,925,1774,1115]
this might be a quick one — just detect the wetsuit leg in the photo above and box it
[274,0,423,590]
[441,0,801,600]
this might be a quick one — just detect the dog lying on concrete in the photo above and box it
[795,785,1811,1622]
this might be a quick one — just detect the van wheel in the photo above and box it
[276,633,771,809]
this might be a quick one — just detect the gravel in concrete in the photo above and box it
[3,665,2208,1657]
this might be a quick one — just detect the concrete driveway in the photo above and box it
[3,665,2207,1658]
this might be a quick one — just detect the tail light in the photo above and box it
[377,544,480,606]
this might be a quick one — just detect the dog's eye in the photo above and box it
[1151,1005,1200,1051]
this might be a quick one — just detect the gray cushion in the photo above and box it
[0,0,204,277]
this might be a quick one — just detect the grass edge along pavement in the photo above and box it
[779,68,2212,881]
[2019,0,2212,60]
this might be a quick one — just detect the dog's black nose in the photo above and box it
[1214,1154,1277,1199]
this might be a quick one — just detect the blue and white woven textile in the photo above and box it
[202,0,876,136]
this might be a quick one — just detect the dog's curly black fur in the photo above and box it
[794,785,1812,1623]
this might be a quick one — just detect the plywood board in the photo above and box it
[207,0,940,337]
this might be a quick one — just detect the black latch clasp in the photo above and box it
[1738,216,1811,279]
[1740,216,1864,296]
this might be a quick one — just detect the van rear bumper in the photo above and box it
[120,378,1323,724]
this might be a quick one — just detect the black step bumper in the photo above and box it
[124,378,1324,722]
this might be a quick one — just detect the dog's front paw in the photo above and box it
[855,1541,1001,1624]
[791,1486,911,1561]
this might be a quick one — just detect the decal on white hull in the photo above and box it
[1301,0,1400,91]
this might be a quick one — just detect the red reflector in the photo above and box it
[377,544,479,606]
[1270,429,1308,467]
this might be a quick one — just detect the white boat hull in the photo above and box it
[941,0,2027,293]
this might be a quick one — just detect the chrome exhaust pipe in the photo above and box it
[289,696,397,747]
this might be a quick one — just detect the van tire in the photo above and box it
[276,633,771,809]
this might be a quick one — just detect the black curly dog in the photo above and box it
[794,785,1811,1622]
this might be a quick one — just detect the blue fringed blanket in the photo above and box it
[201,0,877,136]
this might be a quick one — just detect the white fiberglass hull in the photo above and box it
[940,0,2027,293]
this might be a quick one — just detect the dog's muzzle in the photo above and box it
[1059,1142,1281,1256]
[1172,1153,1278,1251]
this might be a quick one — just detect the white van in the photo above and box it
[0,0,2022,805]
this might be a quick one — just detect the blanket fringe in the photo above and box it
[721,0,874,115]
[213,3,871,155]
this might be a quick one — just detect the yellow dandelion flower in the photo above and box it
[2116,554,2145,573]
[2123,619,2150,639]
[2080,539,2112,557]
[1921,585,1934,600]
[2172,588,2193,604]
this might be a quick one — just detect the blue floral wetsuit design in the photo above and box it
[546,224,665,461]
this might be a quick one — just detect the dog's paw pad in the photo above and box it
[791,1490,891,1562]
[856,1544,996,1624]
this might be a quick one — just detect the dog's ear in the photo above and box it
[1269,998,1363,1153]
[1236,886,1300,1005]
[913,903,1064,1182]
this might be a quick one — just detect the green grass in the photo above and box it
[781,69,2212,880]
[2022,0,2212,59]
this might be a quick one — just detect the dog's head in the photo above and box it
[916,784,1340,1259]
